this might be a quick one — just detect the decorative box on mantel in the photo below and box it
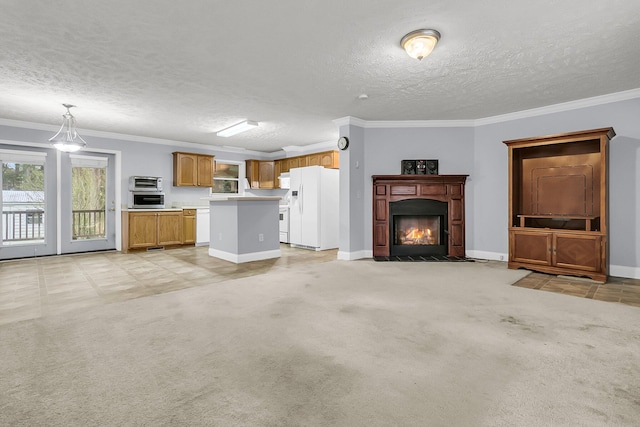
[372,175,468,258]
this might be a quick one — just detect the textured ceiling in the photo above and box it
[1,0,639,152]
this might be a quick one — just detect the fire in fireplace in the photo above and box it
[396,216,441,246]
[389,199,448,256]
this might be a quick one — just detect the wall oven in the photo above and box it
[128,192,165,209]
[129,176,163,192]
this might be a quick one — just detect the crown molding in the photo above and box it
[3,88,639,155]
[333,88,640,129]
[474,88,640,126]
[0,117,270,157]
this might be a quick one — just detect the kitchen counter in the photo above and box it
[205,196,282,202]
[122,207,183,212]
[207,197,280,263]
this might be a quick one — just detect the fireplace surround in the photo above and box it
[372,175,468,257]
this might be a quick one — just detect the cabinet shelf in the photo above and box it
[515,215,600,231]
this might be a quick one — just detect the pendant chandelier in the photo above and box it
[49,103,87,152]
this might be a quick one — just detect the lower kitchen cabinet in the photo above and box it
[123,210,183,252]
[183,209,196,245]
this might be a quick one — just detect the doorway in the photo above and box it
[60,152,117,254]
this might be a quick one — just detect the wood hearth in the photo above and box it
[372,175,468,257]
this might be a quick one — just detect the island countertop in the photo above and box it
[204,196,282,202]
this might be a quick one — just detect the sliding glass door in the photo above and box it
[60,152,116,254]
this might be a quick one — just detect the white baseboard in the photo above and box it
[208,248,281,264]
[610,265,640,280]
[465,250,508,262]
[337,249,372,260]
[466,251,639,279]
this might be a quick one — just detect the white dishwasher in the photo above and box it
[196,208,210,246]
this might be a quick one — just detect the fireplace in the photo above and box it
[372,175,468,258]
[390,199,448,256]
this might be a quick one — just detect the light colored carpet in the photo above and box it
[1,260,639,426]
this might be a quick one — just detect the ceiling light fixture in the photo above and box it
[400,29,441,61]
[216,120,258,137]
[48,103,87,152]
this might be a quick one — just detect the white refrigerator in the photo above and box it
[289,166,339,250]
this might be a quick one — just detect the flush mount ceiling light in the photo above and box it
[48,103,87,152]
[216,120,258,137]
[400,29,441,61]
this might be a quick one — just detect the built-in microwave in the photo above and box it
[129,176,163,192]
[128,192,165,209]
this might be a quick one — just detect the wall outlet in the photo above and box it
[499,255,504,261]
[218,233,222,241]
[258,233,264,242]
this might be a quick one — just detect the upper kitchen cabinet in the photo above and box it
[246,160,275,189]
[173,152,214,187]
[245,150,340,189]
[307,151,339,169]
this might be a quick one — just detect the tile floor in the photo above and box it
[1,247,638,326]
[0,245,337,326]
[511,271,640,307]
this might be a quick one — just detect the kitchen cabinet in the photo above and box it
[307,151,339,169]
[247,151,339,189]
[274,160,282,186]
[122,210,183,252]
[245,160,275,189]
[173,152,214,187]
[182,209,196,245]
[258,161,275,189]
[504,127,614,282]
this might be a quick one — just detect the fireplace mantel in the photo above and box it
[372,175,468,257]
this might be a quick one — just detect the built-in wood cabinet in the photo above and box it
[246,160,275,189]
[173,152,215,187]
[248,150,339,189]
[122,210,183,252]
[258,161,275,189]
[182,209,196,245]
[504,127,614,282]
[308,151,339,169]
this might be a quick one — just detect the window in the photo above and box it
[1,149,47,244]
[212,160,245,194]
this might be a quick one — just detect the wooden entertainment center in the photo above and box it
[504,127,615,282]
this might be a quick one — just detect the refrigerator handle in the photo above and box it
[299,183,303,214]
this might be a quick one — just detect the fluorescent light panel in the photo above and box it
[216,120,258,137]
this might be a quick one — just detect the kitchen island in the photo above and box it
[206,196,281,263]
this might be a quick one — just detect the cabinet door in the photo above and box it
[128,212,158,248]
[280,160,289,173]
[197,155,214,187]
[246,160,260,189]
[510,230,552,265]
[553,233,602,272]
[173,153,198,186]
[320,151,339,168]
[287,157,300,170]
[259,161,275,189]
[274,160,282,188]
[182,209,196,244]
[157,212,183,246]
[307,153,321,166]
